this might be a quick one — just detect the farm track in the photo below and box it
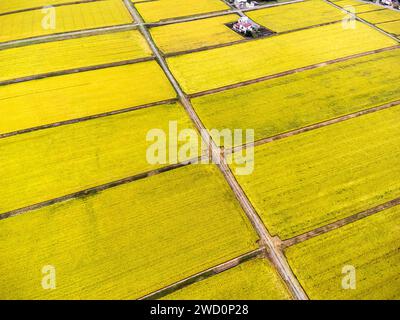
[140,249,264,300]
[282,197,400,248]
[122,0,308,300]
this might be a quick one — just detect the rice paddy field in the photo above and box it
[0,0,399,301]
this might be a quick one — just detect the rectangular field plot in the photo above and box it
[167,21,396,94]
[0,164,258,299]
[0,61,176,134]
[150,14,242,54]
[285,204,400,299]
[229,105,400,239]
[0,30,151,82]
[135,0,229,22]
[376,20,400,36]
[0,0,133,43]
[0,102,200,215]
[358,8,400,23]
[247,0,344,33]
[0,0,76,14]
[163,258,291,300]
[192,49,400,145]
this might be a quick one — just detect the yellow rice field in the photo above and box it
[150,14,242,54]
[358,7,400,23]
[286,204,400,299]
[230,105,400,239]
[0,164,258,299]
[247,0,344,32]
[135,0,229,22]
[0,102,199,214]
[164,258,291,300]
[1,0,399,301]
[376,20,400,35]
[191,49,400,145]
[0,0,133,43]
[167,21,396,94]
[332,0,383,12]
[0,61,176,134]
[0,0,76,13]
[0,30,152,82]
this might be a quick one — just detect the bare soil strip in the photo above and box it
[0,98,178,140]
[227,99,400,154]
[0,56,155,87]
[140,249,264,300]
[282,197,400,248]
[123,0,309,300]
[189,45,400,98]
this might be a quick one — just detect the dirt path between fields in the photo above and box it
[122,0,309,300]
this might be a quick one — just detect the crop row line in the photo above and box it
[123,0,309,301]
[140,249,264,300]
